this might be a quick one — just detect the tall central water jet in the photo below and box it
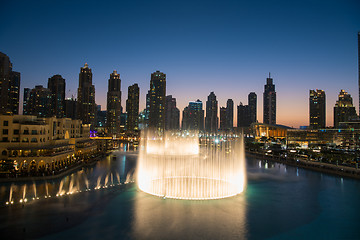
[137,132,246,200]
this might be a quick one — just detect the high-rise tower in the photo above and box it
[226,99,234,131]
[0,52,20,115]
[182,100,204,131]
[148,71,166,132]
[309,89,326,129]
[165,95,180,130]
[126,83,140,132]
[334,89,357,127]
[48,74,66,118]
[106,70,121,135]
[358,32,360,114]
[248,92,257,124]
[23,88,30,115]
[205,92,218,133]
[263,73,276,125]
[219,107,227,130]
[77,63,96,128]
[26,85,52,117]
[237,102,250,127]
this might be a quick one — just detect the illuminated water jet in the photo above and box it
[33,182,37,199]
[137,132,246,200]
[22,184,26,201]
[116,173,121,185]
[9,184,13,204]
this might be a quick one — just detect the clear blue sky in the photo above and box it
[1,0,359,127]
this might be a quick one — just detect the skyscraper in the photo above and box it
[165,95,180,130]
[263,73,276,125]
[237,103,250,127]
[106,70,121,135]
[48,74,66,118]
[65,97,77,119]
[148,71,166,132]
[182,100,204,131]
[23,88,30,115]
[26,85,52,117]
[96,105,107,134]
[126,83,140,132]
[248,92,257,124]
[0,52,20,115]
[205,92,218,133]
[144,90,151,127]
[77,63,96,128]
[358,32,360,114]
[219,107,227,130]
[334,89,357,127]
[226,99,234,131]
[309,89,326,129]
[9,71,20,115]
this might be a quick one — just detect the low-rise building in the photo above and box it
[0,115,96,174]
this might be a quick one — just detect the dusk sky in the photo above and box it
[1,0,359,128]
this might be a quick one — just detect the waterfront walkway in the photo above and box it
[0,153,108,183]
[246,151,360,179]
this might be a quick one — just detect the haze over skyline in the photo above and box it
[1,0,360,128]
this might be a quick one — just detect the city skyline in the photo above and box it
[1,0,360,128]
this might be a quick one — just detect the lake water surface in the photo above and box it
[1,147,359,239]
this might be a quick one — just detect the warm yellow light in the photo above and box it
[137,131,246,200]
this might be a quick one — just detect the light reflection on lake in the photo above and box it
[0,146,359,240]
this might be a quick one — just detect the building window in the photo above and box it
[2,137,8,142]
[24,129,29,135]
[22,138,29,142]
[31,138,37,143]
[13,129,19,135]
[3,129,8,135]
[3,121,8,126]
[31,130,37,135]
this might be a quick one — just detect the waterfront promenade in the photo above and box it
[246,150,360,179]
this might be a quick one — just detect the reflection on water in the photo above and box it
[1,148,360,240]
[0,149,137,205]
[131,192,247,239]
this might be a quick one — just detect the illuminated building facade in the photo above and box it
[226,99,234,131]
[219,107,227,130]
[77,63,96,129]
[164,95,180,130]
[182,100,204,131]
[205,92,218,133]
[126,83,140,132]
[106,70,121,136]
[333,90,357,128]
[23,88,30,115]
[252,122,289,140]
[148,71,166,132]
[25,85,52,117]
[0,52,20,115]
[263,73,276,125]
[358,32,360,114]
[309,89,326,129]
[48,74,66,118]
[248,92,257,124]
[0,115,96,173]
[237,103,250,127]
[65,97,77,119]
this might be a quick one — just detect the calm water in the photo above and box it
[1,147,360,240]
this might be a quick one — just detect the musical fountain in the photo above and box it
[137,132,246,200]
